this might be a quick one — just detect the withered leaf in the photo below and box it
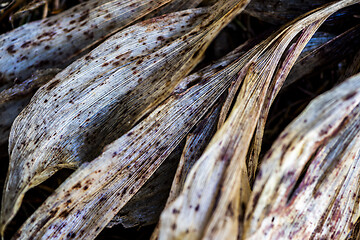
[12,25,252,238]
[7,0,252,237]
[244,73,360,240]
[1,6,208,234]
[151,99,222,239]
[157,1,360,239]
[107,143,183,228]
[0,0,172,84]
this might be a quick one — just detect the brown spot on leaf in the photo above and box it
[83,30,94,39]
[49,208,59,217]
[72,183,82,189]
[67,232,76,238]
[226,203,234,216]
[46,79,60,91]
[157,36,165,41]
[343,91,357,100]
[21,41,32,48]
[59,210,70,218]
[20,55,28,61]
[79,10,90,21]
[46,20,57,26]
[195,205,200,211]
[6,45,16,54]
[112,61,121,66]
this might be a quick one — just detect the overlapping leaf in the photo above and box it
[3,0,252,237]
[0,0,172,85]
[244,73,360,239]
[107,143,183,229]
[2,0,359,239]
[0,69,60,146]
[1,6,209,234]
[12,21,253,238]
[157,1,360,239]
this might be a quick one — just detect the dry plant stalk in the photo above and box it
[157,1,360,239]
[0,0,172,84]
[244,73,360,239]
[1,6,209,233]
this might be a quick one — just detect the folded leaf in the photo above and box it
[150,99,222,240]
[247,6,360,185]
[157,1,360,239]
[244,73,360,240]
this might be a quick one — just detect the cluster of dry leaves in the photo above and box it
[0,0,360,239]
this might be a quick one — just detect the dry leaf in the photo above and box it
[284,24,360,88]
[12,29,250,239]
[1,6,209,234]
[147,0,203,17]
[7,1,252,237]
[0,69,60,146]
[107,143,183,228]
[0,0,171,85]
[168,102,223,201]
[157,1,359,239]
[150,99,222,240]
[244,73,360,239]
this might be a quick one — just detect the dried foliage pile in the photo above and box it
[0,0,360,239]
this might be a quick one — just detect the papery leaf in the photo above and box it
[150,100,222,240]
[0,0,172,85]
[107,143,183,228]
[1,7,208,234]
[9,1,252,237]
[244,73,360,240]
[157,1,360,239]
[0,69,60,146]
[12,29,250,239]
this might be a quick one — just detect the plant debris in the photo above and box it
[0,0,359,239]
